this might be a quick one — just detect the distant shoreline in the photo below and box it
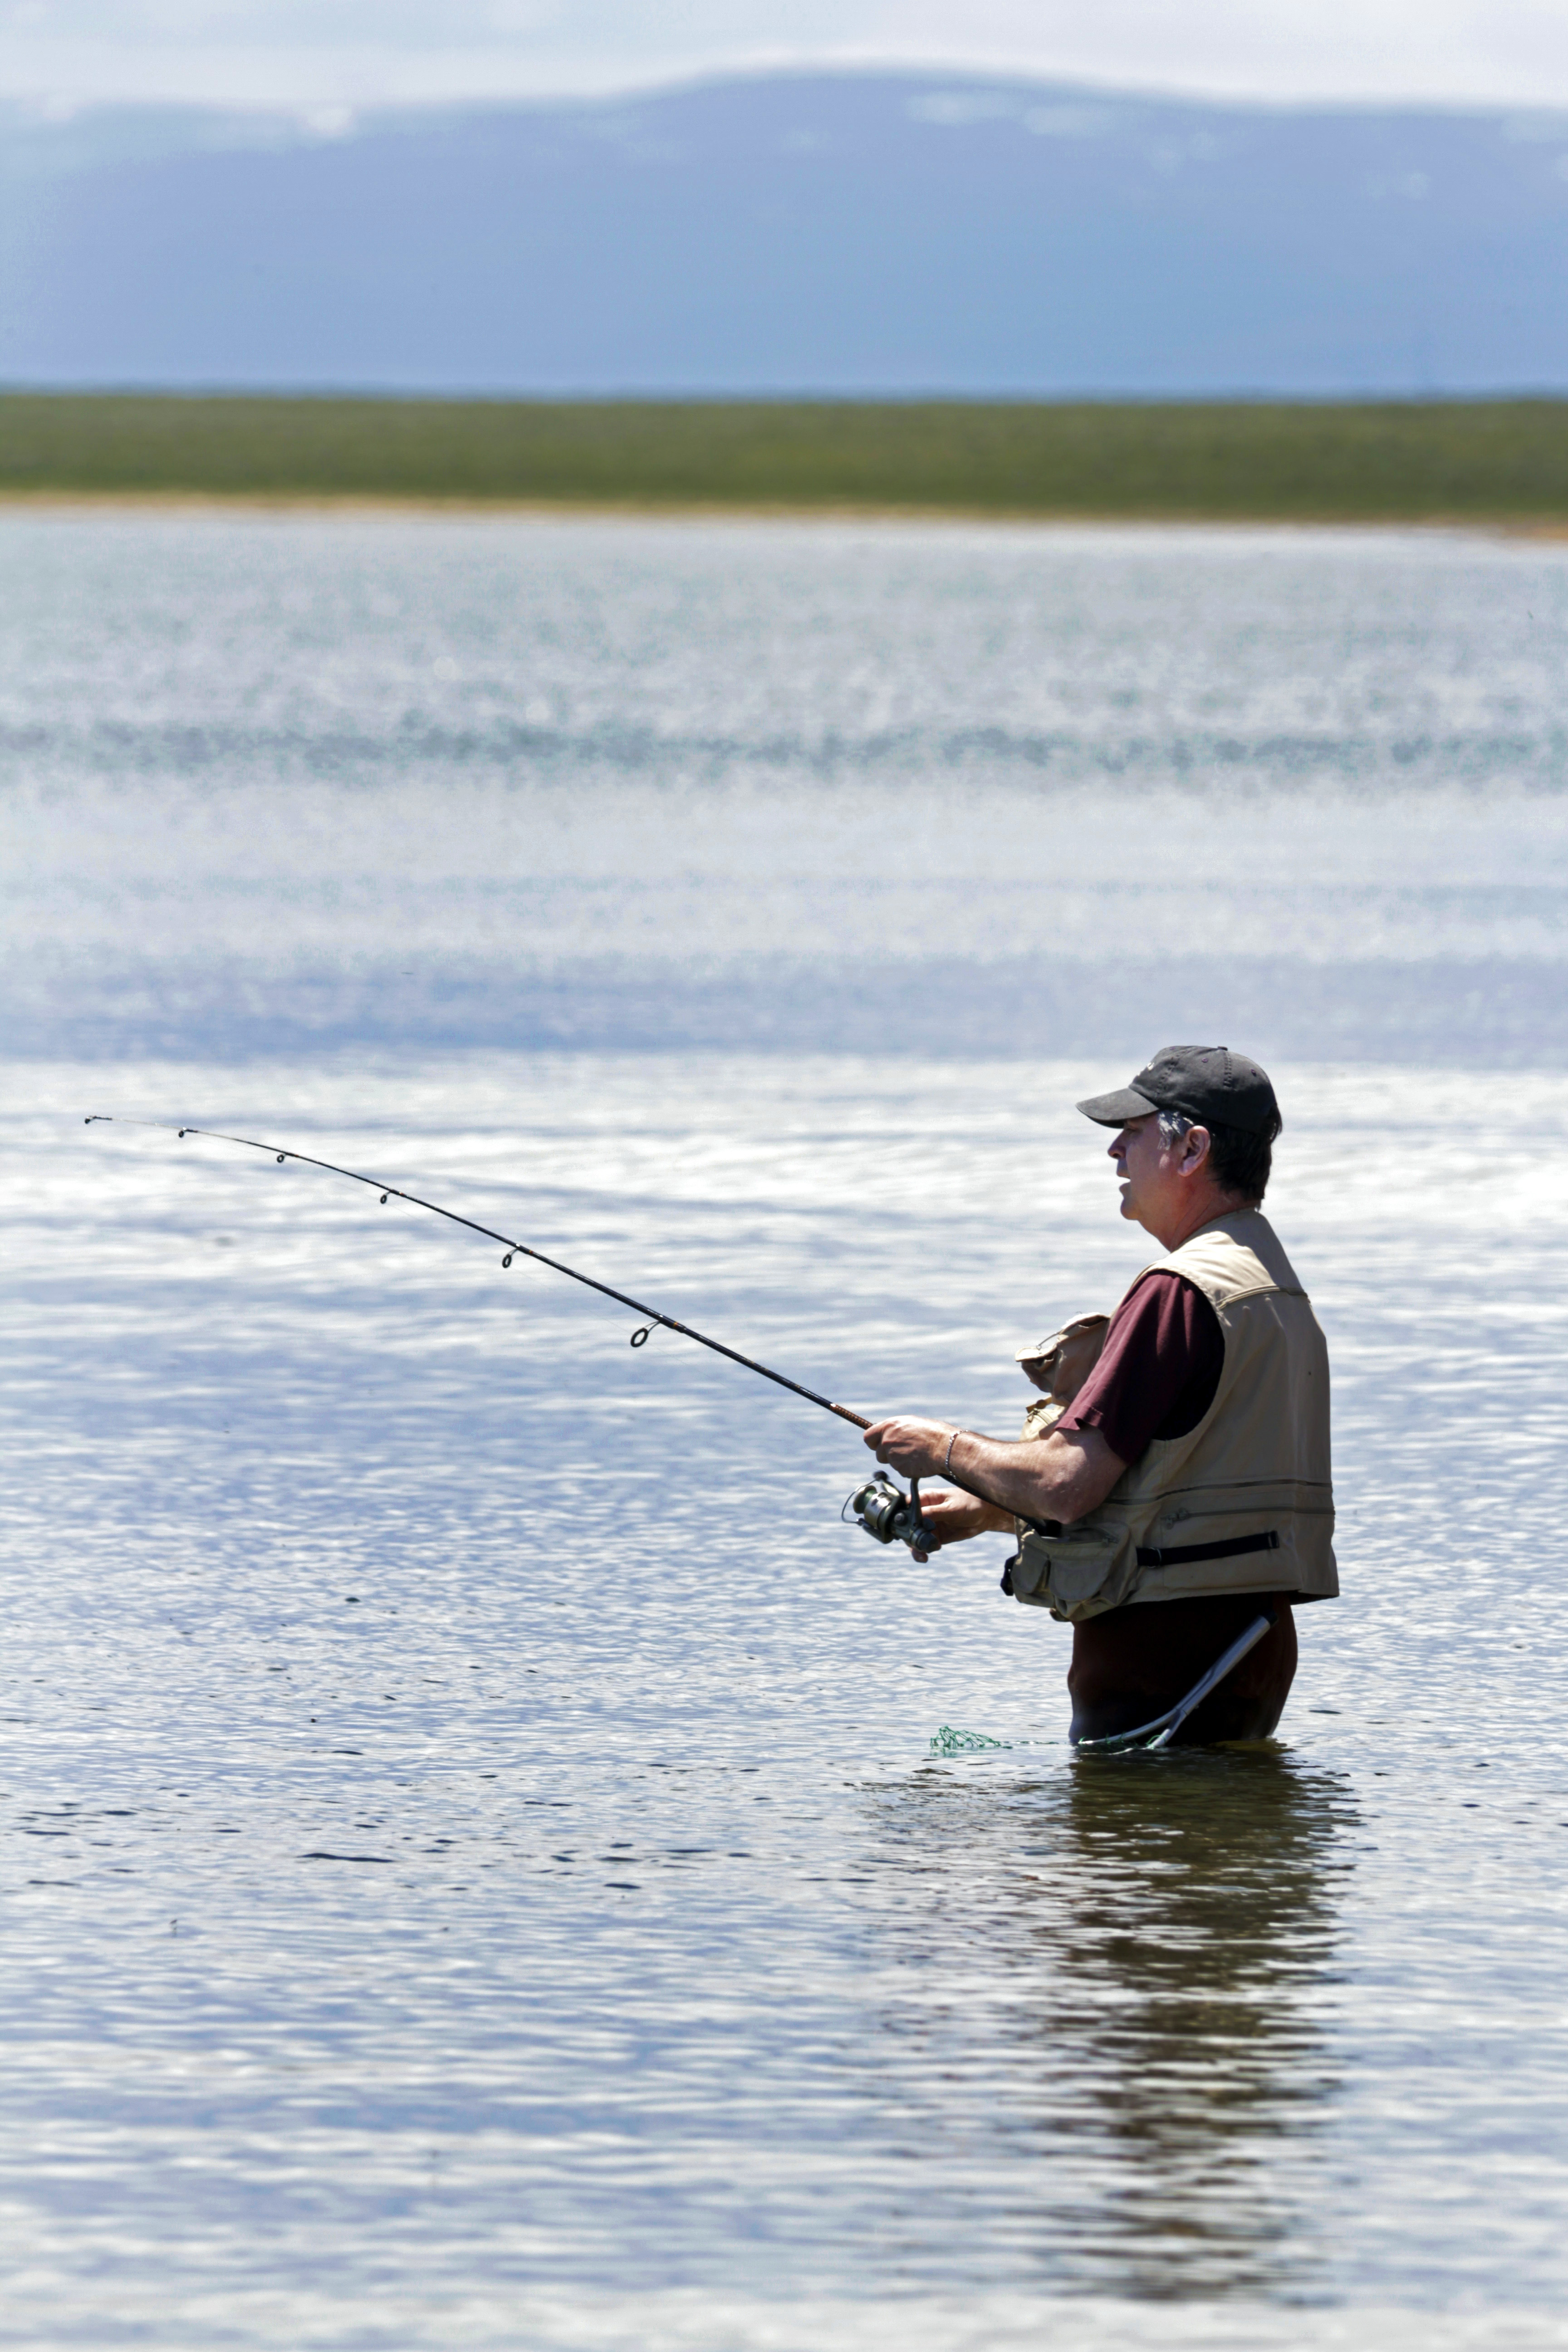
[5,394,1568,525]
[3,488,1566,539]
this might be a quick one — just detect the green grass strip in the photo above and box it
[2,393,1566,519]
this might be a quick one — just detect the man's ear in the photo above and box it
[1183,1124,1213,1173]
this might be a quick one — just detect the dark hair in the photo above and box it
[1205,1113,1281,1205]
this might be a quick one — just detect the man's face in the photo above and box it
[1108,1113,1164,1225]
[1108,1111,1206,1233]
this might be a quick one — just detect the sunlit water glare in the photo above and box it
[2,513,1567,2348]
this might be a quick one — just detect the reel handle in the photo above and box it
[907,1475,938,1557]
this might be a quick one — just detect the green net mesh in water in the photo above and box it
[928,1726,1011,1756]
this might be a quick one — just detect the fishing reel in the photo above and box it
[844,1473,940,1557]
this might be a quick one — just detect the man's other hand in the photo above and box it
[910,1488,996,1557]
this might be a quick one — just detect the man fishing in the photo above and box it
[94,1048,1333,1747]
[863,1046,1337,1744]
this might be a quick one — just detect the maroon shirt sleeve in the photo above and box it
[1057,1270,1223,1465]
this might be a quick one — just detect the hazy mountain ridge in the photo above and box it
[2,71,1566,393]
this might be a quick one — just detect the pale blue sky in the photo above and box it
[2,0,1566,112]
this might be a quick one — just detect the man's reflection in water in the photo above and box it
[870,1746,1354,2300]
[1042,1749,1352,2297]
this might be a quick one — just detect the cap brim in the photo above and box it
[1075,1086,1158,1127]
[1017,1311,1111,1362]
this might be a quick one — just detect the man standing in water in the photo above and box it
[864,1047,1336,1744]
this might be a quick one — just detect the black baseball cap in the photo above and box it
[1076,1045,1281,1136]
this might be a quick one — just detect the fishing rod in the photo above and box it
[86,1115,872,1424]
[83,1114,949,1552]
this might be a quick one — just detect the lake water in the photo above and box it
[2,512,1567,2350]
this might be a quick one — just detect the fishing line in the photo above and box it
[84,1114,875,1431]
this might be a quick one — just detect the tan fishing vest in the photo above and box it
[1009,1209,1338,1623]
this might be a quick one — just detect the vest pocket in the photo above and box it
[1014,1522,1133,1617]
